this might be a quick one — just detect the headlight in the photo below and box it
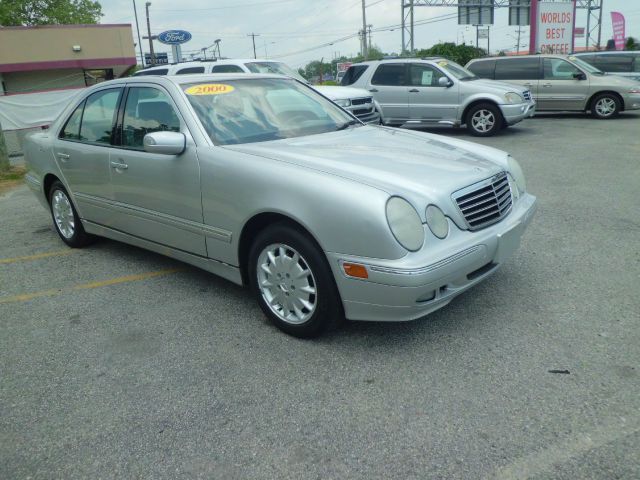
[507,155,526,194]
[386,197,424,251]
[425,205,449,239]
[504,92,524,104]
[334,98,351,107]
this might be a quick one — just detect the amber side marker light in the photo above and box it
[343,262,369,279]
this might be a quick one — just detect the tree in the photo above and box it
[0,0,103,26]
[625,37,639,51]
[0,122,9,172]
[415,42,486,66]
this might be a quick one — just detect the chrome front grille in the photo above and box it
[453,172,513,231]
[523,90,532,101]
[351,97,373,106]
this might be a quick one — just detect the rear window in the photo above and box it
[211,65,245,73]
[341,65,368,86]
[495,58,540,80]
[467,60,496,79]
[135,68,169,76]
[371,64,406,86]
[176,66,205,75]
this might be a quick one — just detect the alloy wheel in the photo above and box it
[471,109,495,133]
[51,190,75,239]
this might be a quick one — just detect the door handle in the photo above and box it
[110,161,128,170]
[524,83,533,87]
[57,153,70,162]
[409,89,420,93]
[369,88,378,92]
[542,83,553,88]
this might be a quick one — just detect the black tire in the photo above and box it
[590,93,621,119]
[466,103,503,137]
[248,222,343,338]
[48,181,95,248]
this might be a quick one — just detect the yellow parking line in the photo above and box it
[0,249,74,265]
[0,268,183,305]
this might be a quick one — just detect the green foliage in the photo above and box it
[0,0,103,26]
[625,37,639,51]
[415,42,486,66]
[0,123,8,172]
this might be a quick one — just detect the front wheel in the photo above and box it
[466,103,503,137]
[591,93,621,119]
[48,181,95,248]
[248,223,343,338]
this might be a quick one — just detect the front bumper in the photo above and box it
[623,93,640,111]
[327,193,537,322]
[499,101,536,125]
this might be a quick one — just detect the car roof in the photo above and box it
[349,57,448,66]
[469,54,574,62]
[574,50,640,56]
[95,73,290,89]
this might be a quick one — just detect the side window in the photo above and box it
[211,65,245,73]
[467,60,496,79]
[633,55,640,73]
[177,66,205,75]
[79,89,121,144]
[371,64,406,86]
[121,87,181,150]
[543,58,581,80]
[134,68,169,76]
[595,55,633,73]
[59,101,84,140]
[409,64,445,87]
[341,65,368,86]
[495,58,540,80]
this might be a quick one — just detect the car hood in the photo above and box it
[313,85,372,100]
[226,126,507,217]
[465,78,531,94]
[593,73,640,87]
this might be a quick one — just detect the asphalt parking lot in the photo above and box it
[1,112,639,479]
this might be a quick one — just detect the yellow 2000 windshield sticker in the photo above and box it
[184,84,235,95]
[438,61,448,67]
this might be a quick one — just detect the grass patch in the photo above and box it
[0,165,27,196]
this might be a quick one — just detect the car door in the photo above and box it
[407,63,459,123]
[109,84,206,256]
[494,57,541,101]
[367,63,409,123]
[540,58,590,111]
[52,87,123,225]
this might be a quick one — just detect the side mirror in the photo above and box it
[438,76,453,88]
[143,131,186,155]
[573,72,587,80]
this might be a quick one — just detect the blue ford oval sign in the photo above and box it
[158,30,192,45]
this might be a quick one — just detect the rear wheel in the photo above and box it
[591,93,621,119]
[248,223,343,338]
[466,103,503,137]
[48,181,94,248]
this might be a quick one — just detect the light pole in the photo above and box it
[145,2,155,66]
[132,0,144,66]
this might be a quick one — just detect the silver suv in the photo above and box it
[341,57,536,136]
[466,54,640,119]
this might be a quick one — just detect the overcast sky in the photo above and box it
[101,0,640,68]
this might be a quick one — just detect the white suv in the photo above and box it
[135,59,381,124]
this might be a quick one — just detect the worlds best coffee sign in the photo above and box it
[530,1,576,55]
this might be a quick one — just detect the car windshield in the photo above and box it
[245,61,308,83]
[569,56,604,75]
[437,60,478,80]
[182,78,357,145]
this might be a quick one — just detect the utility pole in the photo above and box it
[361,0,368,59]
[145,2,155,66]
[368,24,373,53]
[515,27,524,54]
[248,33,260,59]
[596,0,604,49]
[132,0,144,66]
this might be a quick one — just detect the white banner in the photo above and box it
[535,1,575,54]
[0,88,84,131]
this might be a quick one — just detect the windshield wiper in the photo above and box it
[335,119,359,131]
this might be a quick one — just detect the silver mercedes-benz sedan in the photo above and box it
[24,74,537,337]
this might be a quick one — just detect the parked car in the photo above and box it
[466,54,640,119]
[340,57,536,136]
[24,74,536,337]
[135,59,381,124]
[573,51,640,82]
